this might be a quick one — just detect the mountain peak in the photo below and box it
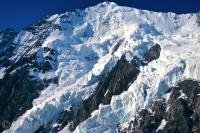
[97,1,118,6]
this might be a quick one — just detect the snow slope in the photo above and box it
[0,67,6,79]
[4,2,200,133]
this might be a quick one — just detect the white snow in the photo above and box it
[0,67,6,79]
[42,29,64,48]
[157,119,167,131]
[178,90,187,99]
[4,1,200,133]
[46,14,59,21]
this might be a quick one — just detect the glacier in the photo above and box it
[2,2,200,133]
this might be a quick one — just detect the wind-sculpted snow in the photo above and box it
[1,2,200,133]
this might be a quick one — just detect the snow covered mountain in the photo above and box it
[0,2,200,133]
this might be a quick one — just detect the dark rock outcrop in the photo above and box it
[118,80,200,133]
[144,43,161,64]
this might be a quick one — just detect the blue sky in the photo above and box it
[0,0,200,31]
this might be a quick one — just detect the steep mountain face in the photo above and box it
[0,28,17,67]
[0,2,199,133]
[0,18,61,132]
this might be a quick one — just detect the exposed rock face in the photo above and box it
[0,19,60,132]
[118,80,200,133]
[144,43,161,64]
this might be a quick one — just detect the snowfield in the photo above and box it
[4,2,200,133]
